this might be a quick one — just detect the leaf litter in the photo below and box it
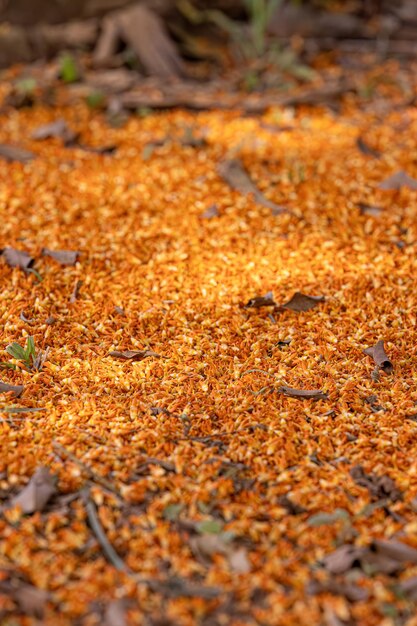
[1,53,417,626]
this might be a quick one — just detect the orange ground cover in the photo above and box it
[1,70,417,625]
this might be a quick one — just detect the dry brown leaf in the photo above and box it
[307,578,368,602]
[350,465,402,502]
[356,136,381,158]
[277,494,307,515]
[217,158,287,214]
[281,292,325,312]
[103,599,129,626]
[14,585,50,618]
[227,547,251,574]
[363,340,393,374]
[2,247,34,269]
[277,386,328,401]
[398,575,417,600]
[371,539,417,564]
[190,534,251,573]
[245,291,276,308]
[0,381,24,397]
[10,466,57,514]
[322,545,365,575]
[357,203,382,217]
[31,119,77,144]
[378,170,417,190]
[200,204,219,219]
[0,144,34,163]
[42,248,79,266]
[109,350,161,361]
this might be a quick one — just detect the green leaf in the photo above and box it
[162,503,184,521]
[16,78,37,94]
[26,267,43,282]
[307,508,350,527]
[6,343,27,360]
[25,336,35,359]
[59,53,79,84]
[86,90,105,109]
[197,519,224,534]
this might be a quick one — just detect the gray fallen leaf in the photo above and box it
[378,170,417,191]
[200,204,219,219]
[322,545,365,575]
[227,547,251,574]
[31,119,77,145]
[0,381,24,397]
[14,585,50,618]
[217,158,287,214]
[281,292,325,312]
[42,248,79,266]
[0,144,34,163]
[2,247,34,270]
[10,466,57,514]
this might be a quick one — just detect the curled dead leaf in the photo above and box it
[2,247,34,270]
[245,291,276,308]
[281,292,325,312]
[363,340,393,374]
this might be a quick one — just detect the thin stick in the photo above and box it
[52,441,121,497]
[83,489,219,598]
[240,368,277,378]
[83,488,131,574]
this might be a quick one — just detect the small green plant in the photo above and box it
[6,336,47,372]
[15,77,37,96]
[244,0,282,57]
[86,90,105,109]
[59,53,79,84]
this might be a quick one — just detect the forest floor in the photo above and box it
[1,54,417,626]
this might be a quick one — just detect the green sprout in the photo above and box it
[59,53,79,84]
[6,336,47,372]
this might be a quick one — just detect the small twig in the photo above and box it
[240,368,277,378]
[52,441,121,497]
[82,488,132,574]
[250,385,275,396]
[82,487,220,598]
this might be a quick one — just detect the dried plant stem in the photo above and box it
[83,488,131,574]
